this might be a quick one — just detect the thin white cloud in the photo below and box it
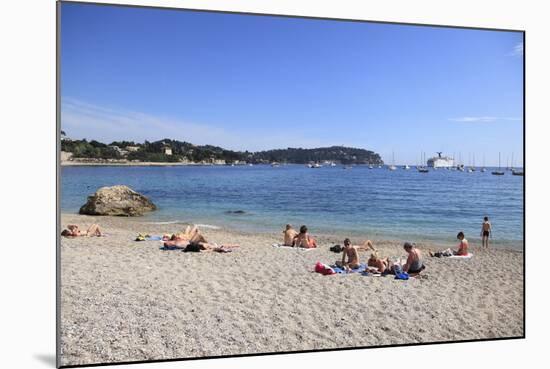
[511,42,523,56]
[448,116,522,123]
[61,98,333,152]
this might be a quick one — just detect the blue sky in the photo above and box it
[61,3,524,166]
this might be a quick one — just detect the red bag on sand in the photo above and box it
[315,262,335,275]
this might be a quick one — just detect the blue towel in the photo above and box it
[395,272,409,280]
[331,263,368,274]
[145,236,162,241]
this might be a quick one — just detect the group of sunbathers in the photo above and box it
[283,224,318,248]
[337,238,426,274]
[61,216,488,260]
[60,223,239,253]
[282,219,487,275]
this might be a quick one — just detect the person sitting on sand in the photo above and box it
[429,232,469,257]
[283,224,298,246]
[61,224,102,237]
[480,216,492,248]
[367,252,391,274]
[402,242,425,273]
[335,238,360,270]
[294,225,317,248]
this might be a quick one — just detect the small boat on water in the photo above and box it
[512,169,524,176]
[368,164,374,169]
[492,153,505,175]
[388,151,397,170]
[343,165,353,169]
[378,165,382,169]
[330,162,337,167]
[307,162,322,168]
[403,165,410,170]
[481,168,486,172]
[271,162,280,167]
[418,167,429,173]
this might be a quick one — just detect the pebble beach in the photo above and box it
[59,213,524,366]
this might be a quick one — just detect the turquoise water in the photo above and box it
[61,165,524,248]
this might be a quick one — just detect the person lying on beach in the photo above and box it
[480,216,492,248]
[293,225,317,248]
[429,232,469,257]
[335,238,360,271]
[162,225,207,244]
[402,242,425,273]
[359,239,377,252]
[283,224,298,246]
[162,225,239,252]
[61,224,102,237]
[367,252,391,274]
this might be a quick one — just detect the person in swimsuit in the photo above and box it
[480,216,492,248]
[336,238,360,271]
[283,224,298,246]
[367,252,391,273]
[294,225,317,248]
[429,232,469,257]
[402,242,425,273]
[61,224,102,237]
[163,225,239,251]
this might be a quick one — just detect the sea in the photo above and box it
[61,164,524,249]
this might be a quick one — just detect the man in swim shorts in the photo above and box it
[480,216,492,248]
[402,242,425,273]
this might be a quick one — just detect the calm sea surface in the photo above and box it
[61,165,524,249]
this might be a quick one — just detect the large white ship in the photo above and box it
[427,152,454,168]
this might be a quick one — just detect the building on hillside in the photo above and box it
[163,146,173,156]
[126,146,140,152]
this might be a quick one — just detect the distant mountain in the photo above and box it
[61,137,383,165]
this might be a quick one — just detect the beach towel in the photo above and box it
[135,234,162,241]
[447,253,473,259]
[160,245,186,250]
[330,263,368,274]
[272,243,316,252]
[395,272,409,280]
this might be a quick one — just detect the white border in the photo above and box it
[2,1,547,368]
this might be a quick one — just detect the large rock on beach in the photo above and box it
[79,185,157,216]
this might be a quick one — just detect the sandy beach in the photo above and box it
[59,213,524,366]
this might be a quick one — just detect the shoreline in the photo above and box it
[61,161,227,167]
[60,212,524,252]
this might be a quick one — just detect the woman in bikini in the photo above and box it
[61,224,102,237]
[294,225,317,248]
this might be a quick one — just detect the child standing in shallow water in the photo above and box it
[480,216,492,248]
